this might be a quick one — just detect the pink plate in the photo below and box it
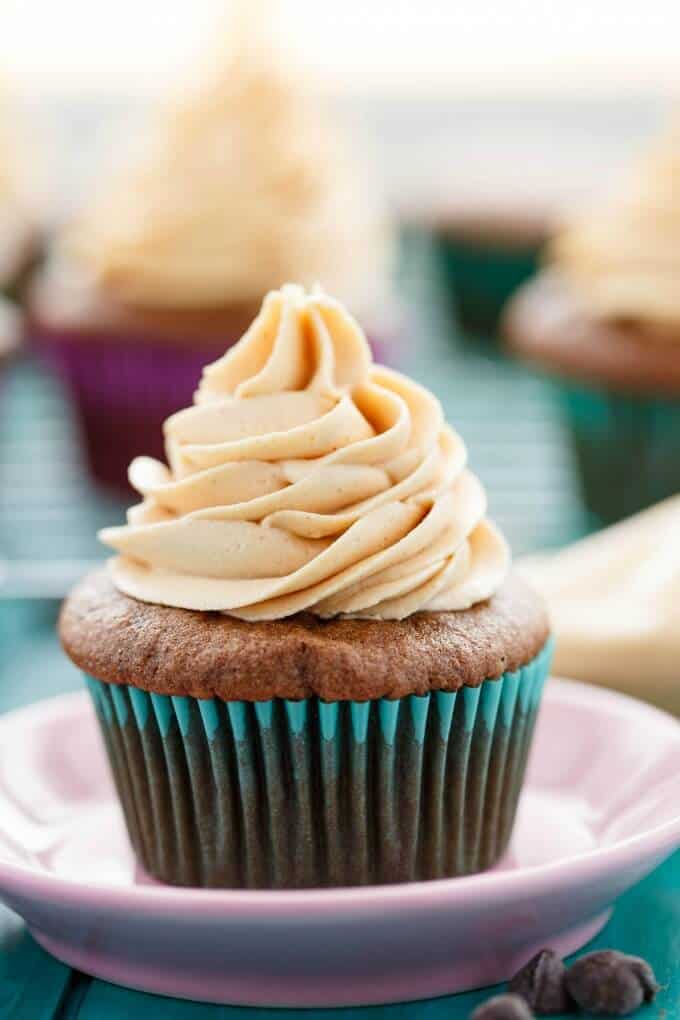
[0,678,677,1007]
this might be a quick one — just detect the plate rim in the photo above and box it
[0,677,678,917]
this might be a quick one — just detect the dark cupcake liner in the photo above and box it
[84,639,552,889]
[29,329,233,492]
[559,382,680,526]
[437,237,540,341]
[30,325,397,493]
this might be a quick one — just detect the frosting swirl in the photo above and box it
[550,118,680,337]
[61,9,391,313]
[101,285,509,621]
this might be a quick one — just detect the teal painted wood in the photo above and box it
[0,905,73,1020]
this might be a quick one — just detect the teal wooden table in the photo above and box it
[0,236,677,1016]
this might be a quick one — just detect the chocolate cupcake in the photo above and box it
[31,4,395,492]
[505,120,680,525]
[59,284,552,889]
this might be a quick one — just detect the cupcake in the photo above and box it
[30,5,394,492]
[430,201,551,341]
[505,119,680,525]
[519,496,680,717]
[59,284,552,889]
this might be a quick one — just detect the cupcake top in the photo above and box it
[550,117,680,338]
[59,6,391,314]
[100,284,510,622]
[519,497,680,714]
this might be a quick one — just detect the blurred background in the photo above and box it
[0,5,679,1011]
[2,0,678,220]
[0,0,678,695]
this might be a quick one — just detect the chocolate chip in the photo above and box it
[509,949,573,1014]
[471,993,535,1020]
[565,951,659,1016]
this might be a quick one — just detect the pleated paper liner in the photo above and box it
[85,639,553,889]
[29,330,235,493]
[437,237,540,341]
[560,383,680,526]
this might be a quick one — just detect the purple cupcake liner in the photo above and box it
[30,322,398,493]
[30,328,229,492]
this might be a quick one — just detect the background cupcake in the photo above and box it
[60,284,552,889]
[428,201,552,342]
[519,496,680,717]
[505,117,680,526]
[29,2,395,492]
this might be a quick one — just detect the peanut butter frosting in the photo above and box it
[519,497,680,716]
[550,118,680,337]
[100,285,510,621]
[60,6,391,313]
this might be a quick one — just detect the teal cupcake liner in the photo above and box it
[437,238,540,341]
[85,640,552,889]
[560,383,680,526]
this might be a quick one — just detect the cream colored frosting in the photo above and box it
[518,497,680,716]
[61,8,391,313]
[550,118,680,336]
[100,285,509,621]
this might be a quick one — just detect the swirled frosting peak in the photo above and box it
[61,12,391,313]
[550,117,680,336]
[100,285,509,620]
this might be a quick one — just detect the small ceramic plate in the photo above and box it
[0,679,677,1007]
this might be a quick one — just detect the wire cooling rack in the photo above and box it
[0,234,587,600]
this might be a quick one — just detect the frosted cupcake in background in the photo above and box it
[408,138,600,344]
[29,1,395,492]
[59,283,552,889]
[519,496,680,717]
[427,201,551,343]
[505,117,680,525]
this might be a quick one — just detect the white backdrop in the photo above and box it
[2,0,680,93]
